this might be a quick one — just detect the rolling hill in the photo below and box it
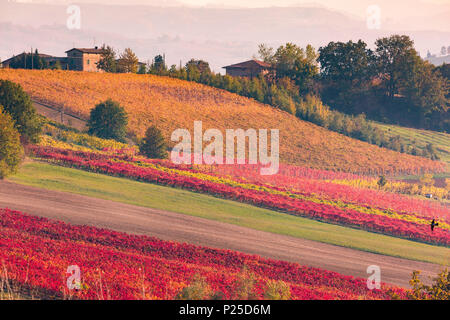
[0,69,445,175]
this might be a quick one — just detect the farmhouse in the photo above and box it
[223,59,272,78]
[1,47,104,72]
[66,47,104,72]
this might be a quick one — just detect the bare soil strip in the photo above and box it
[0,181,445,288]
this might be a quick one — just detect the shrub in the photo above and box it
[139,125,167,159]
[419,174,434,187]
[87,99,128,142]
[232,266,258,300]
[296,94,330,127]
[176,274,212,300]
[0,106,24,179]
[377,175,387,188]
[263,279,291,300]
[0,80,41,143]
[41,123,136,154]
[409,269,449,300]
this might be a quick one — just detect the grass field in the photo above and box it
[374,122,450,173]
[9,161,450,265]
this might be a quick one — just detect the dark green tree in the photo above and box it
[402,58,448,128]
[97,45,117,73]
[375,35,417,99]
[435,63,450,81]
[139,125,167,159]
[318,40,374,83]
[87,99,128,142]
[137,63,147,74]
[186,63,201,82]
[9,50,47,70]
[271,43,319,92]
[318,40,375,113]
[185,59,211,75]
[168,64,178,77]
[0,106,24,179]
[0,80,42,143]
[150,55,167,75]
[377,175,387,188]
[31,49,47,69]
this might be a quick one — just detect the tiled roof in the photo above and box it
[65,48,104,54]
[223,59,272,69]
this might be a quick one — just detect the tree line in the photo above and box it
[95,37,446,159]
[5,35,447,160]
[6,49,59,70]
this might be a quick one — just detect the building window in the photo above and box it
[87,60,90,65]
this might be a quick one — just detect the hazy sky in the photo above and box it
[178,0,450,17]
[19,0,450,19]
[2,0,449,69]
[177,0,449,6]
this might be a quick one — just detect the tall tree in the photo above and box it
[151,55,166,75]
[185,59,211,75]
[273,43,305,79]
[97,45,117,73]
[31,49,47,69]
[374,35,417,99]
[0,106,23,179]
[318,40,375,113]
[257,44,275,64]
[269,43,319,93]
[0,80,42,143]
[402,58,448,129]
[318,40,374,83]
[118,48,139,73]
[10,50,47,70]
[435,63,450,81]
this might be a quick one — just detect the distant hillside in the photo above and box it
[1,2,450,71]
[0,69,444,175]
[426,55,450,66]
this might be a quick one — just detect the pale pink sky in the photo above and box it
[22,0,450,20]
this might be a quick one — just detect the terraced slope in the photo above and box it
[374,122,450,168]
[0,69,444,175]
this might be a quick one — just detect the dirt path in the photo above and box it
[0,181,445,288]
[33,100,87,131]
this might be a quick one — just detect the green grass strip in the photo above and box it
[9,162,450,266]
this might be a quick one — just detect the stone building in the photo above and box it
[65,47,104,72]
